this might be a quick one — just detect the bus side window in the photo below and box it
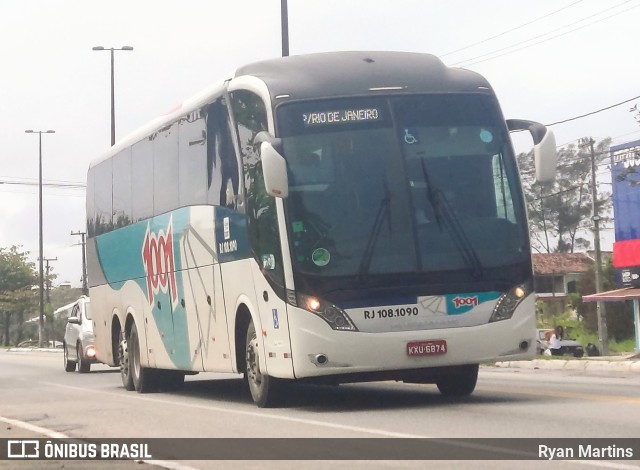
[204,99,240,209]
[93,159,113,236]
[178,109,207,207]
[230,90,284,287]
[131,139,154,222]
[112,148,132,228]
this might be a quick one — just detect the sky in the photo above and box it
[1,0,640,287]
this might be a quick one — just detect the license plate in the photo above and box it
[407,339,447,356]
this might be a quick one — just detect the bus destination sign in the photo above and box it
[303,108,381,126]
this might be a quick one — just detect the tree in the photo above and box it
[0,246,37,346]
[517,138,612,253]
[577,257,634,340]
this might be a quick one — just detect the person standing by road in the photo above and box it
[549,326,564,356]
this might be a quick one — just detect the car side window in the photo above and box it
[71,305,81,324]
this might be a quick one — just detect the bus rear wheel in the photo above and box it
[129,322,157,393]
[119,336,134,391]
[245,321,282,408]
[436,364,479,396]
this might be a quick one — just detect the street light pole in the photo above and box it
[25,129,55,348]
[92,46,134,146]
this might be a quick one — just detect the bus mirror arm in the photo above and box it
[254,132,289,198]
[254,131,283,153]
[506,119,557,183]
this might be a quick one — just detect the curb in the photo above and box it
[6,347,62,353]
[494,358,640,372]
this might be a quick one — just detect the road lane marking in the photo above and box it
[39,381,640,468]
[0,415,68,439]
[477,385,640,404]
[42,381,430,439]
[0,414,200,470]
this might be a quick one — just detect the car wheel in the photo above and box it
[64,343,76,372]
[77,343,91,373]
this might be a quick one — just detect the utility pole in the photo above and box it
[281,0,289,57]
[44,257,57,305]
[583,137,609,355]
[71,230,88,295]
[43,257,57,345]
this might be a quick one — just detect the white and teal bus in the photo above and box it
[86,51,556,407]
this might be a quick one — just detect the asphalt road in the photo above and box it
[1,350,639,470]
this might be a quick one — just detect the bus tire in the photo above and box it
[130,322,157,393]
[436,364,479,396]
[64,343,76,372]
[77,343,91,373]
[119,335,135,391]
[245,320,282,408]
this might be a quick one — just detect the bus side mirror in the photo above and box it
[507,119,557,183]
[255,132,289,198]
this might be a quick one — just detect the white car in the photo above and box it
[536,328,584,358]
[62,296,97,373]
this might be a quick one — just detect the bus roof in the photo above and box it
[235,50,491,102]
[90,51,492,169]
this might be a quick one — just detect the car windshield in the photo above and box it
[85,303,92,320]
[277,94,528,283]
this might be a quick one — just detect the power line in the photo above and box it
[546,94,640,127]
[0,179,85,189]
[439,0,585,58]
[451,0,638,67]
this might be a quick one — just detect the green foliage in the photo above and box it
[0,246,36,293]
[517,138,611,253]
[0,246,82,346]
[0,246,37,346]
[577,257,634,340]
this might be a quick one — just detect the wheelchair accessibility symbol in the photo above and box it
[404,129,418,145]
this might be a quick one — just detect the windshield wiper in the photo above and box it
[420,158,484,279]
[357,181,391,281]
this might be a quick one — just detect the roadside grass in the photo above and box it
[538,312,637,357]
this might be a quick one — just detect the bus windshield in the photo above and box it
[277,94,529,285]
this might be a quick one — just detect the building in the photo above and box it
[532,253,594,315]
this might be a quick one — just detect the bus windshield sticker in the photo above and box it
[261,254,276,270]
[311,248,331,266]
[292,221,304,233]
[479,129,493,143]
[302,108,382,127]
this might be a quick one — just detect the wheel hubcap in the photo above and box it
[119,340,129,377]
[246,337,262,387]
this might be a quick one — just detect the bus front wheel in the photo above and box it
[436,364,479,396]
[245,321,282,408]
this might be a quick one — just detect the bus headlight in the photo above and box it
[489,282,532,323]
[295,293,358,331]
